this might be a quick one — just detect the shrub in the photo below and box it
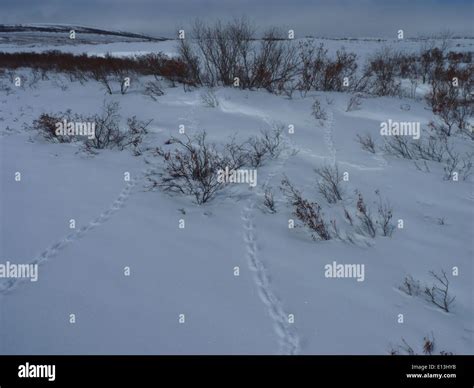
[365,48,401,96]
[177,19,299,92]
[424,270,456,312]
[297,42,357,93]
[245,126,285,167]
[355,192,376,238]
[311,99,327,122]
[121,116,152,155]
[346,93,362,112]
[143,79,164,100]
[251,28,299,93]
[33,102,150,154]
[442,146,472,181]
[33,111,75,143]
[246,136,269,168]
[259,125,284,158]
[390,334,452,355]
[315,164,343,204]
[85,101,124,150]
[375,190,394,236]
[263,187,276,213]
[200,88,219,107]
[383,135,415,159]
[281,177,331,240]
[151,132,249,204]
[356,133,376,153]
[0,51,190,86]
[399,270,456,313]
[399,275,422,296]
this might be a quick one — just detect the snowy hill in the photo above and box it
[0,24,168,47]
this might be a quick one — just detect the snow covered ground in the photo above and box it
[0,35,473,355]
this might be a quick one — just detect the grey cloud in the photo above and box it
[0,0,472,38]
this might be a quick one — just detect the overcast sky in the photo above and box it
[1,0,473,38]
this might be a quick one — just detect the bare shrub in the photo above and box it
[329,219,342,240]
[0,51,191,86]
[33,111,75,143]
[85,101,125,150]
[442,146,472,181]
[365,48,401,96]
[191,18,254,87]
[259,125,284,158]
[121,116,152,155]
[346,93,362,112]
[177,39,202,86]
[397,338,415,355]
[144,79,164,100]
[181,19,297,91]
[311,99,327,122]
[151,132,247,204]
[200,88,219,107]
[399,275,422,296]
[410,133,445,162]
[116,72,134,95]
[33,102,151,154]
[246,136,268,167]
[356,133,376,153]
[281,177,331,241]
[355,192,376,238]
[424,270,456,312]
[251,28,299,93]
[28,68,41,88]
[178,19,300,92]
[375,190,394,236]
[413,160,431,173]
[223,137,249,170]
[90,61,114,94]
[245,126,284,167]
[426,63,473,136]
[383,131,471,181]
[343,207,353,226]
[390,333,452,355]
[324,49,357,91]
[296,41,321,95]
[422,333,435,355]
[420,46,442,83]
[263,187,276,213]
[383,135,414,159]
[297,42,357,93]
[315,164,343,203]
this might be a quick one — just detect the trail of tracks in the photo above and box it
[323,108,336,165]
[0,168,152,294]
[240,116,301,354]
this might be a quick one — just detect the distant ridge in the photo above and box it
[0,24,168,42]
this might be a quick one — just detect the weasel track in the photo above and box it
[241,118,300,354]
[241,200,300,355]
[0,168,152,294]
[323,108,336,165]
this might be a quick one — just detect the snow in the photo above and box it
[0,37,473,355]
